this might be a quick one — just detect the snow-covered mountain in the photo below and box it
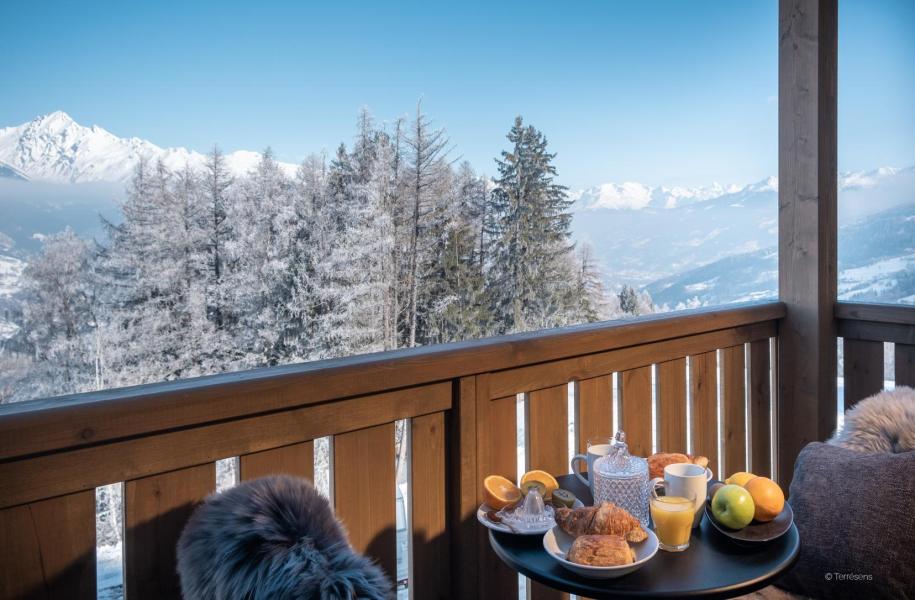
[0,111,297,184]
[571,166,915,289]
[571,168,907,213]
[570,180,748,211]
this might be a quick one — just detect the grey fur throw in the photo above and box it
[177,475,392,600]
[828,386,915,453]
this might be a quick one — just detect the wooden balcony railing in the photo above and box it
[837,301,915,408]
[0,301,785,600]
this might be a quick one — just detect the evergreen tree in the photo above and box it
[201,146,233,330]
[618,285,639,315]
[403,102,451,346]
[487,116,576,332]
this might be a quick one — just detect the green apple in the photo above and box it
[711,484,755,529]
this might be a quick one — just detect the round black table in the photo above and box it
[489,474,799,599]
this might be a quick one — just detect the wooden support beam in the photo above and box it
[777,0,838,491]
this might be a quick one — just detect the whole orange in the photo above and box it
[744,476,785,522]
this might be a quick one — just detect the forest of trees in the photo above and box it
[0,108,655,404]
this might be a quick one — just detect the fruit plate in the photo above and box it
[704,500,794,544]
[477,500,584,535]
[543,526,659,579]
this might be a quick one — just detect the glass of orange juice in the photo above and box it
[649,482,696,552]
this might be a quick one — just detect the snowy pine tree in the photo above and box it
[403,102,452,346]
[487,116,578,332]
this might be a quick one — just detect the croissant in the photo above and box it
[555,502,647,542]
[648,452,709,479]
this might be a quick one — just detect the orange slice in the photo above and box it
[520,470,559,500]
[483,475,522,510]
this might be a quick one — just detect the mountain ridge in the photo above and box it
[0,111,298,183]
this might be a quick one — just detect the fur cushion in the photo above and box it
[828,386,915,453]
[177,475,392,600]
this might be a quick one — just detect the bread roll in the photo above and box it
[567,534,635,566]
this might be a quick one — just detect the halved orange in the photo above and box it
[483,475,522,509]
[520,470,559,500]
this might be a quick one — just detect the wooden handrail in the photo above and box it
[0,300,784,462]
[835,301,915,326]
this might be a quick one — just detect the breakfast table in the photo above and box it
[488,473,800,599]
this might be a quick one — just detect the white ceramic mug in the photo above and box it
[570,437,614,494]
[649,462,707,528]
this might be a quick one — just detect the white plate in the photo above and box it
[477,499,584,535]
[542,526,659,579]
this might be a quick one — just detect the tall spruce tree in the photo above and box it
[487,116,577,332]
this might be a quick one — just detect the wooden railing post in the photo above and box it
[777,0,838,490]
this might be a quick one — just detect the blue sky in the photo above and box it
[3,0,913,189]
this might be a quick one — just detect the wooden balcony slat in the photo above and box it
[450,376,479,600]
[657,358,687,453]
[239,440,314,482]
[527,384,571,600]
[722,345,748,476]
[476,388,518,600]
[0,301,785,463]
[689,352,719,472]
[527,385,570,477]
[748,339,772,478]
[411,411,449,600]
[619,366,653,458]
[488,320,776,399]
[576,376,614,459]
[896,344,915,388]
[333,423,397,584]
[0,490,96,600]
[125,463,215,600]
[0,383,449,511]
[843,339,884,410]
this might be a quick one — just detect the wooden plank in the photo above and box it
[0,302,786,462]
[239,440,314,481]
[838,319,915,345]
[576,376,614,457]
[0,490,95,600]
[450,376,478,600]
[896,344,915,388]
[527,385,569,476]
[0,383,449,510]
[656,359,687,453]
[475,374,518,600]
[835,302,915,325]
[333,423,396,583]
[125,463,215,600]
[689,352,718,471]
[619,366,652,458]
[748,340,772,478]
[411,412,449,600]
[490,321,776,400]
[777,0,838,491]
[843,339,883,410]
[527,385,570,600]
[722,345,747,476]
